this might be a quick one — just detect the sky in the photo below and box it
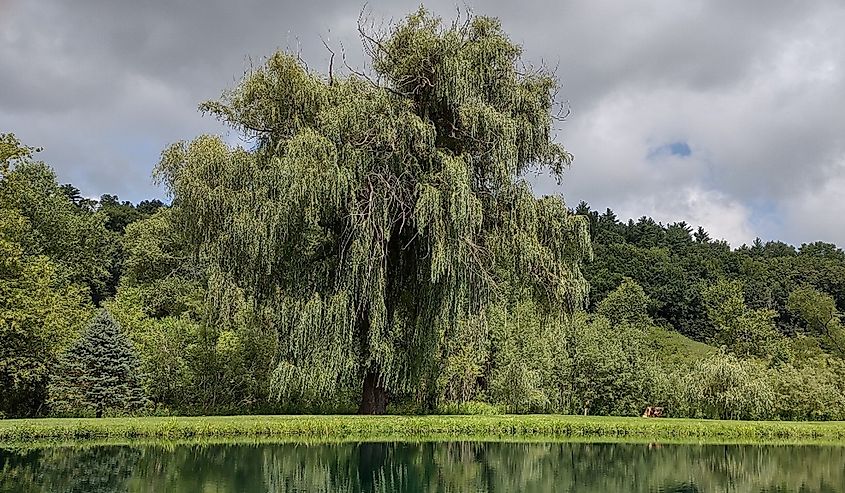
[1,0,844,248]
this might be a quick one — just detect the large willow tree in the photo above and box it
[156,9,591,413]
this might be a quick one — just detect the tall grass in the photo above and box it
[2,415,845,444]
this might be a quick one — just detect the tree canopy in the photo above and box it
[155,9,591,413]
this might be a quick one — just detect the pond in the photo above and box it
[1,440,843,492]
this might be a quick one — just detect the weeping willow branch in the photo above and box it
[155,7,591,407]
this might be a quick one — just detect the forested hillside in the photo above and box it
[3,9,844,421]
[579,203,845,342]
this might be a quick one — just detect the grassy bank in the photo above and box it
[2,415,845,444]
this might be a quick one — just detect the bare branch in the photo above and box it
[551,99,572,122]
[294,36,310,72]
[341,38,408,98]
[320,35,335,86]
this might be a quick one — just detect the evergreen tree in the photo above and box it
[693,226,710,244]
[49,310,148,417]
[98,194,144,233]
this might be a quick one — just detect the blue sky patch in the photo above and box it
[649,141,692,159]
[668,141,692,157]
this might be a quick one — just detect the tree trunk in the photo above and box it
[358,369,388,414]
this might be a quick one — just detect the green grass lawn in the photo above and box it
[2,414,845,444]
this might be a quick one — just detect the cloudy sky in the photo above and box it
[2,0,844,247]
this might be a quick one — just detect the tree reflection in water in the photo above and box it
[2,441,843,492]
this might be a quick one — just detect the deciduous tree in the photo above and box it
[155,9,591,413]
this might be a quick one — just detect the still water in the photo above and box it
[1,441,844,492]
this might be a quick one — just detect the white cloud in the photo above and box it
[621,186,757,248]
[781,157,845,246]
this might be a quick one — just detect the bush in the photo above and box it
[487,302,557,413]
[438,315,490,404]
[769,358,845,421]
[674,353,775,420]
[564,315,660,416]
[485,301,660,416]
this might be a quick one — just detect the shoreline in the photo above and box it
[3,415,845,445]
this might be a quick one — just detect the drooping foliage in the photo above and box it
[675,353,776,420]
[155,9,591,412]
[108,208,280,413]
[48,310,148,416]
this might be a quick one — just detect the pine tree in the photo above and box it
[49,310,148,417]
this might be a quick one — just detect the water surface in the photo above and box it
[1,440,843,492]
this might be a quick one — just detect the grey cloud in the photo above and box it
[1,0,844,246]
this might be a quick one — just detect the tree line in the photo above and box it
[2,8,844,419]
[4,131,845,419]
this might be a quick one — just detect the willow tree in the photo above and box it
[156,9,591,413]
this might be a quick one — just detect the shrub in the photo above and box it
[677,353,775,420]
[769,358,845,421]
